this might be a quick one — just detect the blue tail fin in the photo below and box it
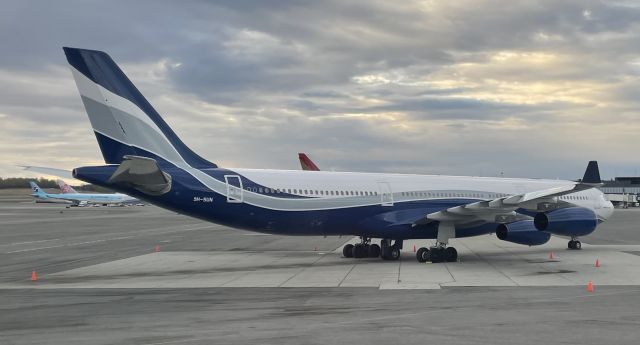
[29,181,46,196]
[582,161,601,184]
[63,47,217,169]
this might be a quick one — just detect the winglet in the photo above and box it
[582,161,601,184]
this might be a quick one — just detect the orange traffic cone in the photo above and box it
[549,252,555,260]
[31,271,37,282]
[413,245,416,252]
[587,281,594,293]
[595,259,600,268]
[155,245,160,252]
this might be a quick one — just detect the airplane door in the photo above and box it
[377,181,394,206]
[224,175,243,203]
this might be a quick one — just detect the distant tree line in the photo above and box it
[0,177,57,189]
[0,177,111,192]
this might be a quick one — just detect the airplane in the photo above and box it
[299,153,320,171]
[63,47,614,263]
[29,181,138,206]
[29,182,73,204]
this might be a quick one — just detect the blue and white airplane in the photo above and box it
[30,181,137,206]
[63,47,614,263]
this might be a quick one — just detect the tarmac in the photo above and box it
[1,190,640,344]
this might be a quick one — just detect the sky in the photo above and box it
[1,0,640,181]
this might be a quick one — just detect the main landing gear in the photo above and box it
[342,237,381,258]
[416,245,457,263]
[380,239,402,261]
[568,237,582,250]
[416,222,458,263]
[342,237,400,260]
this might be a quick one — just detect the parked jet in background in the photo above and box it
[298,153,320,171]
[64,47,614,263]
[29,182,73,204]
[30,181,138,206]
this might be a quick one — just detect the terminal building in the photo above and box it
[599,177,640,207]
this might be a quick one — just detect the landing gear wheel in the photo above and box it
[343,244,354,258]
[445,247,458,262]
[416,247,429,263]
[368,244,381,258]
[389,247,400,260]
[430,248,444,263]
[381,246,401,260]
[568,240,582,250]
[352,244,369,258]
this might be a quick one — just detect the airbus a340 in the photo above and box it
[64,47,614,263]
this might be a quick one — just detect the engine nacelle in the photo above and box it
[496,220,551,246]
[534,207,598,237]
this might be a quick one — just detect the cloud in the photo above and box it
[1,0,640,179]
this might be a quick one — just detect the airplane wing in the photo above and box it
[21,166,74,179]
[413,161,602,227]
[298,153,320,171]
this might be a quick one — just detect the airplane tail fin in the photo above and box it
[582,161,601,185]
[63,47,216,169]
[57,179,78,194]
[29,181,46,196]
[298,153,320,171]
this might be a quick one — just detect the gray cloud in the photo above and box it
[2,0,640,180]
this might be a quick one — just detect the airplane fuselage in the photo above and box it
[78,165,614,240]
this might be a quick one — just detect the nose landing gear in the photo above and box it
[568,238,582,250]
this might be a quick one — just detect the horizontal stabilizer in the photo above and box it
[108,155,171,195]
[21,165,74,180]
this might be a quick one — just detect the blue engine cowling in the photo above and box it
[534,207,598,237]
[496,220,551,246]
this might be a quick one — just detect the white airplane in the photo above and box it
[64,47,614,263]
[30,181,138,206]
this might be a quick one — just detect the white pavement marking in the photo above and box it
[6,239,60,246]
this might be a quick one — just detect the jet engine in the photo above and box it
[496,220,551,246]
[534,207,598,237]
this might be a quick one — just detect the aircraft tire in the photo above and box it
[416,247,429,263]
[430,248,443,263]
[389,247,400,260]
[343,244,354,258]
[445,247,457,262]
[368,244,381,258]
[568,240,582,250]
[352,244,367,258]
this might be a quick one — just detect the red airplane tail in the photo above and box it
[298,153,320,171]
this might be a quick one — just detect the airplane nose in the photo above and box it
[599,201,615,220]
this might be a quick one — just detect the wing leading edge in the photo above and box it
[413,161,602,227]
